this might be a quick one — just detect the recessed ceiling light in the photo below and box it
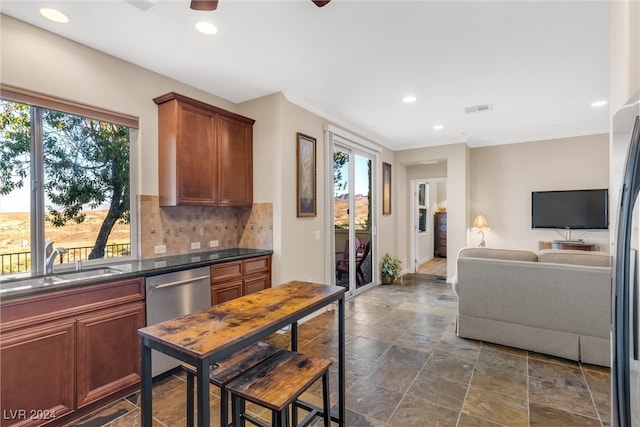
[403,96,417,103]
[591,100,608,107]
[40,8,69,23]
[195,22,218,35]
[433,125,444,130]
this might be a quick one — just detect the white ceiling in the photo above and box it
[1,0,610,151]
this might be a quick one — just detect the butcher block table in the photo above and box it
[138,281,346,427]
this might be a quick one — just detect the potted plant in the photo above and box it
[381,253,402,284]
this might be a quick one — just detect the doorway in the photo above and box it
[332,145,375,295]
[410,178,447,274]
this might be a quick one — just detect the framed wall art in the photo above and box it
[296,132,317,217]
[382,162,392,215]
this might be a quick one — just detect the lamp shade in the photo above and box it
[472,214,489,229]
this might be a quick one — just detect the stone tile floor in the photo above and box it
[68,273,611,426]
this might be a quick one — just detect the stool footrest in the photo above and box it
[292,400,324,427]
[240,412,270,427]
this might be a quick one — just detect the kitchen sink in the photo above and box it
[50,266,127,283]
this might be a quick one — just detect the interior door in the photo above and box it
[333,145,374,294]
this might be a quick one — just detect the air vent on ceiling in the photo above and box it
[126,0,157,12]
[464,103,493,114]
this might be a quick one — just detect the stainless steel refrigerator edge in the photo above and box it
[611,90,640,427]
[145,267,211,377]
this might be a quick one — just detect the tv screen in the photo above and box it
[531,189,609,229]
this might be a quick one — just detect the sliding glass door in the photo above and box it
[333,144,374,294]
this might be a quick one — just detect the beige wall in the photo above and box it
[377,148,397,277]
[406,164,448,268]
[0,15,236,198]
[470,134,610,252]
[240,93,328,285]
[3,13,617,285]
[609,0,640,251]
[395,144,469,280]
[610,0,640,112]
[2,16,394,285]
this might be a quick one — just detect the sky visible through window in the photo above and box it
[335,155,370,197]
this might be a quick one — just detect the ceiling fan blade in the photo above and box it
[190,0,218,11]
[312,0,331,7]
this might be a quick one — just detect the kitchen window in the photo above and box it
[0,86,138,276]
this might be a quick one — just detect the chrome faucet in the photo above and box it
[44,242,67,274]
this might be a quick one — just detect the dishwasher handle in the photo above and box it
[149,275,210,290]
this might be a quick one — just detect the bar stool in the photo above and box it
[227,350,332,427]
[183,341,281,427]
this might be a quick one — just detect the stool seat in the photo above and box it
[227,350,332,426]
[182,341,281,386]
[183,341,281,427]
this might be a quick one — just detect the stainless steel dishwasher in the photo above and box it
[145,266,211,377]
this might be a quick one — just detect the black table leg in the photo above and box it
[291,321,298,352]
[186,371,195,427]
[196,358,210,427]
[140,337,152,427]
[338,296,345,427]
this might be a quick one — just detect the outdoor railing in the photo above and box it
[1,243,131,275]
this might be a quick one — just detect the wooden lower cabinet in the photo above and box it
[0,278,144,427]
[210,255,271,305]
[0,322,75,427]
[76,302,145,408]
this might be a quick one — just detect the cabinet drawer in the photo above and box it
[244,273,271,296]
[243,256,270,275]
[211,281,243,305]
[210,261,243,283]
[1,278,144,333]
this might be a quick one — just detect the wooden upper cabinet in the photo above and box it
[154,92,255,207]
[171,101,217,206]
[218,115,253,206]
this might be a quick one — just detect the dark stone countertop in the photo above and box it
[0,248,273,301]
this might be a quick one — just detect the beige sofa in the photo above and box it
[453,247,612,366]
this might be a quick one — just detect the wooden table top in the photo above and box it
[138,281,344,360]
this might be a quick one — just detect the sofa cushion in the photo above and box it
[538,249,611,267]
[457,247,538,262]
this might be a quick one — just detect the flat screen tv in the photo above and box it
[531,189,609,230]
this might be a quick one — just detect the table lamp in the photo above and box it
[472,214,490,247]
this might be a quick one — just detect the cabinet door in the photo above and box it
[217,115,253,206]
[244,273,271,295]
[76,302,145,408]
[1,321,75,427]
[177,102,218,205]
[211,280,243,305]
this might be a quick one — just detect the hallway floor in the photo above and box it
[418,258,447,276]
[69,274,610,426]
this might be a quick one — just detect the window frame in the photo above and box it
[1,84,139,276]
[417,182,428,234]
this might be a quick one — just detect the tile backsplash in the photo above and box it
[138,195,273,258]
